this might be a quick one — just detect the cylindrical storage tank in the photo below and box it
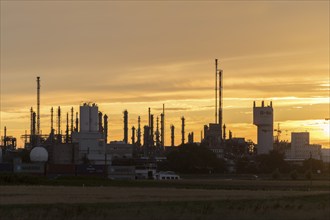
[30,147,48,162]
[80,104,90,132]
[90,104,99,132]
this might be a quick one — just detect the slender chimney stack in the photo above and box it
[32,112,36,136]
[104,114,108,143]
[75,112,79,132]
[181,116,185,145]
[57,106,61,135]
[30,107,34,136]
[150,114,154,146]
[223,124,226,141]
[51,107,54,133]
[219,69,223,142]
[4,126,7,148]
[170,124,175,147]
[66,112,69,143]
[131,126,136,144]
[123,110,128,143]
[98,112,103,133]
[137,116,141,147]
[70,107,74,134]
[215,59,218,124]
[161,104,165,147]
[155,116,160,147]
[36,77,40,135]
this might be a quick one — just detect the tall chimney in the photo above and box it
[30,107,34,135]
[104,114,108,144]
[32,112,36,136]
[155,116,160,147]
[36,77,40,135]
[223,124,226,141]
[123,110,128,143]
[4,126,7,148]
[131,126,136,144]
[66,112,69,143]
[181,116,185,145]
[70,107,74,134]
[98,112,103,133]
[170,124,175,147]
[57,106,61,135]
[161,104,165,146]
[148,107,151,127]
[150,114,154,146]
[75,112,79,132]
[219,69,223,142]
[51,107,54,133]
[215,59,218,124]
[137,116,141,147]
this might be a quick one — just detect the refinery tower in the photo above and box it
[253,101,274,155]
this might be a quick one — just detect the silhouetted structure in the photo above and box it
[104,114,108,143]
[131,126,136,145]
[181,117,185,145]
[188,132,194,144]
[161,104,165,147]
[137,116,141,147]
[123,110,128,143]
[171,124,175,147]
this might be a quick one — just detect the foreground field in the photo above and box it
[0,179,329,220]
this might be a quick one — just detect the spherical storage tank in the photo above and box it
[30,147,48,162]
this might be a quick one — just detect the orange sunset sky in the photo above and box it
[0,1,329,148]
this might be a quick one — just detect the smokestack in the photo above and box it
[219,69,223,142]
[181,116,185,145]
[98,112,103,133]
[123,110,128,143]
[75,112,79,132]
[161,104,165,147]
[215,59,218,124]
[155,116,160,147]
[170,124,175,147]
[148,107,151,127]
[57,106,61,135]
[30,107,34,136]
[4,126,7,148]
[150,114,154,146]
[131,126,136,144]
[66,112,69,143]
[32,112,36,136]
[51,107,54,133]
[137,116,141,147]
[36,77,40,135]
[104,114,108,144]
[71,107,74,134]
[223,124,226,141]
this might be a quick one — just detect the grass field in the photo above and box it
[0,178,329,220]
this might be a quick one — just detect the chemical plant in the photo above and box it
[0,60,328,179]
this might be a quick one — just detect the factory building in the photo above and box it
[286,132,322,160]
[253,101,274,155]
[203,124,223,158]
[71,103,112,165]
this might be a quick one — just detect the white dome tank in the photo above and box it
[30,147,48,162]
